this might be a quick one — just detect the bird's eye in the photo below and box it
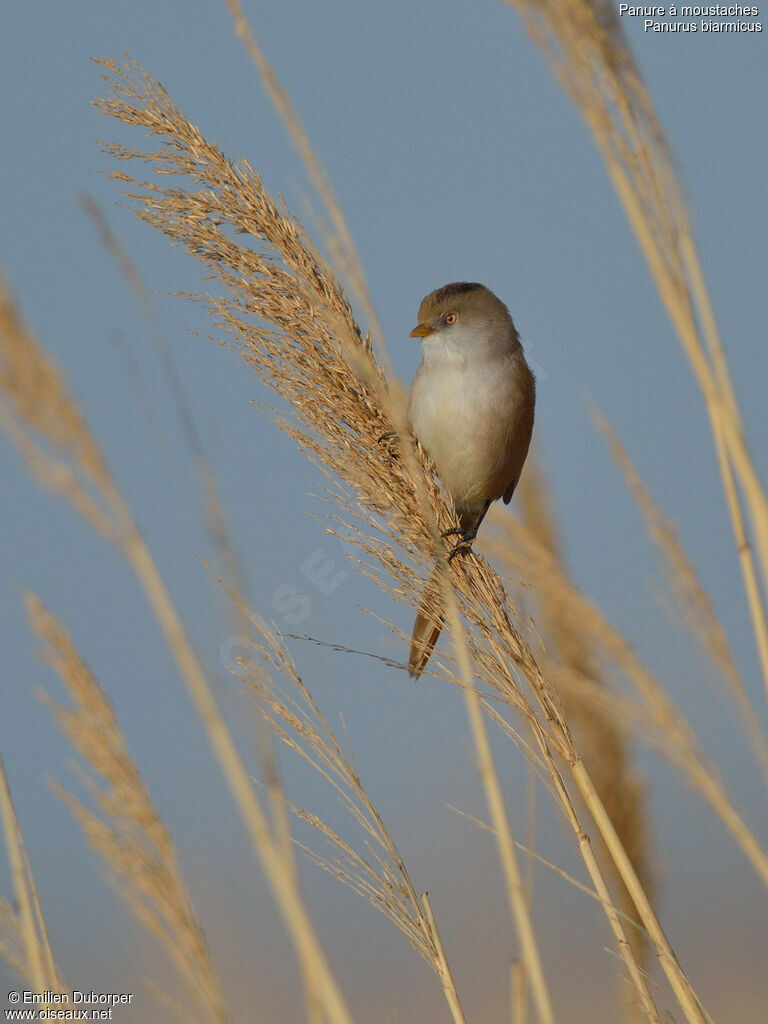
[444,313,457,325]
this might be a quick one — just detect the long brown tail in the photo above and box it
[408,566,446,678]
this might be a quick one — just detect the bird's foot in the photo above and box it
[446,529,478,563]
[377,430,397,444]
[441,525,464,539]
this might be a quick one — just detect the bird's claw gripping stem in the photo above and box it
[444,528,478,562]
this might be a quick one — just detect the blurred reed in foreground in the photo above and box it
[0,267,354,1024]
[28,594,229,1024]
[503,0,768,706]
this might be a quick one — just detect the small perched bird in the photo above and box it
[407,282,535,677]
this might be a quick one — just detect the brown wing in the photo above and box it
[503,361,535,505]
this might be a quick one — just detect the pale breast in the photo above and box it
[408,350,534,512]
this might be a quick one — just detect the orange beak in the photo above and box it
[409,323,433,338]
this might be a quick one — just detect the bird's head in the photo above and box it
[409,281,518,354]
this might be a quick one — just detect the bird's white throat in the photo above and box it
[419,321,502,367]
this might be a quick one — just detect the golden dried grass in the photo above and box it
[502,0,768,707]
[90,56,705,1022]
[225,603,467,1024]
[0,252,353,1024]
[0,272,125,541]
[28,594,229,1024]
[484,499,768,895]
[514,459,654,975]
[594,411,768,791]
[94,57,562,1024]
[0,5,764,1020]
[0,756,63,999]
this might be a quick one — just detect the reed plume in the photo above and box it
[225,603,467,1024]
[91,56,714,1022]
[28,594,229,1024]
[514,458,654,973]
[484,498,768,894]
[0,252,353,1024]
[501,0,768,705]
[594,411,768,790]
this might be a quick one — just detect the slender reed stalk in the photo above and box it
[89,57,707,1020]
[421,893,466,1024]
[594,411,768,790]
[511,959,527,1024]
[0,756,61,998]
[450,588,555,1024]
[0,898,28,982]
[0,272,354,1024]
[225,601,468,1024]
[501,0,768,710]
[124,529,355,1024]
[488,705,661,1022]
[221,0,384,350]
[569,759,705,1022]
[485,512,768,893]
[29,594,229,1024]
[515,458,654,972]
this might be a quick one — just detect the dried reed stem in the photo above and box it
[595,412,768,790]
[221,0,385,349]
[0,273,353,1024]
[450,591,556,1024]
[227,604,467,1024]
[569,759,705,1023]
[29,595,229,1024]
[486,513,768,894]
[516,459,654,971]
[122,534,355,1024]
[0,756,60,998]
[520,719,661,1023]
[502,0,768,709]
[91,57,702,1019]
[510,959,528,1024]
[421,893,467,1024]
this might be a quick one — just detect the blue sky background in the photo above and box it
[1,2,767,1022]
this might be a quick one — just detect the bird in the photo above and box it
[406,282,535,677]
